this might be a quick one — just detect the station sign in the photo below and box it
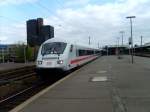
[128,37,132,45]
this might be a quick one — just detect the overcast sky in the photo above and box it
[0,0,150,47]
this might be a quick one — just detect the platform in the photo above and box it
[0,62,35,71]
[10,56,150,112]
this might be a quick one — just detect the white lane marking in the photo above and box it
[97,70,107,74]
[91,76,107,82]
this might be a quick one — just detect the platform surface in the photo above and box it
[12,56,150,112]
[0,62,35,71]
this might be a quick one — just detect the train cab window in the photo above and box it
[41,42,67,55]
[70,45,73,52]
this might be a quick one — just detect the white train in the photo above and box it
[36,38,101,75]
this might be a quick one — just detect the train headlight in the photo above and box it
[38,61,42,65]
[57,60,63,64]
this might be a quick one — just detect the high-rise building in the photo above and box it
[37,18,43,37]
[41,25,54,41]
[26,19,38,47]
[26,18,54,47]
[50,26,54,38]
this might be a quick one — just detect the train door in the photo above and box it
[68,44,76,69]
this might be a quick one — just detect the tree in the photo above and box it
[15,42,34,62]
[26,46,34,61]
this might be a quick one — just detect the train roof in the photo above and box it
[43,38,99,50]
[44,37,68,44]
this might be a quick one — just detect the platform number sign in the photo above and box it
[128,37,132,45]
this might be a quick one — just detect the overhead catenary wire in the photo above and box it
[55,0,66,9]
[0,16,26,30]
[0,0,77,42]
[26,1,50,18]
[0,0,56,29]
[0,1,59,43]
[35,2,55,15]
[1,0,70,26]
[0,15,23,23]
[0,1,61,38]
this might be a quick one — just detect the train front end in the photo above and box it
[36,41,68,75]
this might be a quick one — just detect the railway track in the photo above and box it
[0,60,94,112]
[0,65,39,112]
[0,66,36,85]
[0,70,69,112]
[0,81,47,112]
[0,66,35,79]
[0,72,36,85]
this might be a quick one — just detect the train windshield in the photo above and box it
[41,42,67,55]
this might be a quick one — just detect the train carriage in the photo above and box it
[36,38,101,77]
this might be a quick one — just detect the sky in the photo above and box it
[0,0,150,47]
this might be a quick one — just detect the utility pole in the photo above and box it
[117,37,120,58]
[120,31,124,46]
[88,36,91,45]
[126,16,136,64]
[2,48,4,63]
[140,36,143,55]
[107,46,108,56]
[98,42,100,48]
[120,31,125,55]
[140,36,143,46]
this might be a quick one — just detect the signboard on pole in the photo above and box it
[128,37,132,45]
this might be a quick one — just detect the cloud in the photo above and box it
[65,0,90,7]
[43,0,150,47]
[0,22,26,44]
[1,0,150,46]
[0,36,8,41]
[0,0,38,6]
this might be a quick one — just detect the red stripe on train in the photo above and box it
[70,55,96,64]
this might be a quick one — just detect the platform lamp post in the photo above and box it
[117,37,120,58]
[126,16,136,64]
[120,31,124,47]
[140,36,143,55]
[88,36,91,45]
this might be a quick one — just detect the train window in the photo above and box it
[78,50,87,56]
[41,42,67,55]
[77,49,96,56]
[70,45,73,52]
[78,50,83,56]
[87,50,94,55]
[95,50,100,54]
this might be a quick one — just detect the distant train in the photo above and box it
[36,38,101,77]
